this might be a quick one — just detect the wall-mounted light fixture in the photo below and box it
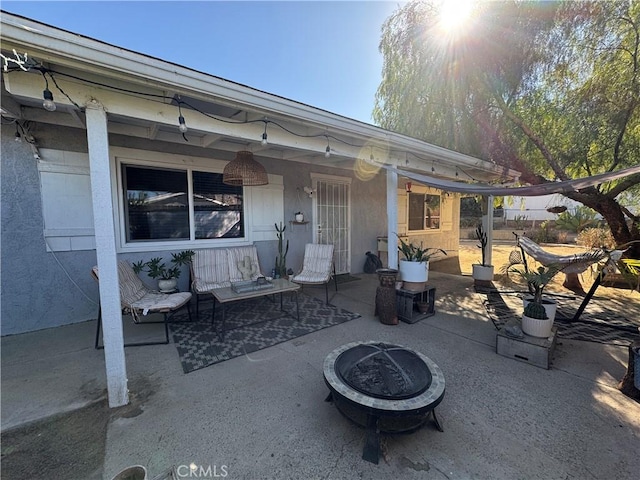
[405,182,412,193]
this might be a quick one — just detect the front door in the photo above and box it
[311,174,351,274]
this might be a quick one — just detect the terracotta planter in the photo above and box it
[521,314,554,338]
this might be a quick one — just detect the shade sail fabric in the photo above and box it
[383,164,640,196]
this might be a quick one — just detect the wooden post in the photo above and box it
[618,340,640,402]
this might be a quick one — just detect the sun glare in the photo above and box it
[439,0,474,34]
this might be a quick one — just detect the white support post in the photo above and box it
[387,169,399,269]
[86,100,129,408]
[481,195,495,267]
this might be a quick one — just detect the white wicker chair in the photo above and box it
[92,260,192,348]
[291,243,338,304]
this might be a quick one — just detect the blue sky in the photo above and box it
[2,1,405,124]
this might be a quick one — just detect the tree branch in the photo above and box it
[484,77,569,181]
[605,172,640,198]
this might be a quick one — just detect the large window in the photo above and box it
[408,193,441,231]
[122,165,244,243]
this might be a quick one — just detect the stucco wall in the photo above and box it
[1,125,99,335]
[1,124,388,335]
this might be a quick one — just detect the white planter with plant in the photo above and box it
[472,224,494,283]
[510,263,564,338]
[397,236,446,287]
[133,250,194,292]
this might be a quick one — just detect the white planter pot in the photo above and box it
[295,213,304,222]
[472,264,494,282]
[399,260,429,283]
[521,314,554,338]
[158,278,178,293]
[523,296,557,322]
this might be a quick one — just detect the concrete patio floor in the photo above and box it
[2,271,639,479]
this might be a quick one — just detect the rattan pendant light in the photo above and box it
[222,150,269,186]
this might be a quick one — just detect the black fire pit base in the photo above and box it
[325,391,443,464]
[323,341,446,465]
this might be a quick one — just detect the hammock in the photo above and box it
[513,236,626,322]
[517,236,612,274]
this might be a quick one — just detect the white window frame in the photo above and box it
[407,191,443,233]
[112,148,281,253]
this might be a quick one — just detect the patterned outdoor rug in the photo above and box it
[169,293,361,373]
[477,288,639,346]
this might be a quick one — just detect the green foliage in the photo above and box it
[523,300,548,320]
[512,215,529,230]
[475,224,490,266]
[555,206,599,233]
[530,221,559,244]
[397,235,446,262]
[274,222,289,277]
[576,227,616,249]
[373,0,640,253]
[132,250,194,280]
[510,264,565,318]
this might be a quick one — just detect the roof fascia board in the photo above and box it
[1,12,519,180]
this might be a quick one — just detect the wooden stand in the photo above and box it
[396,286,436,324]
[496,326,557,369]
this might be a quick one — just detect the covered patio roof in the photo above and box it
[1,11,519,184]
[1,10,521,408]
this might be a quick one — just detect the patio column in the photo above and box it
[386,168,399,269]
[481,195,494,267]
[86,100,129,408]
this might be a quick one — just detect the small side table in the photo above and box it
[396,286,436,324]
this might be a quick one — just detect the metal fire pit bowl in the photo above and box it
[323,341,445,464]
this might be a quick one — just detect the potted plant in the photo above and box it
[274,222,289,278]
[472,224,494,285]
[397,235,446,290]
[133,250,194,293]
[509,263,564,337]
[294,211,304,222]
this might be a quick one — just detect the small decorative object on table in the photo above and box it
[231,279,274,294]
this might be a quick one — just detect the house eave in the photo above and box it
[1,10,520,183]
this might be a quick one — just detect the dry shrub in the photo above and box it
[576,227,616,249]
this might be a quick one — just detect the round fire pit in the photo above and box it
[324,341,445,464]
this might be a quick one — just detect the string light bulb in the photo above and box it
[177,100,188,133]
[178,115,188,133]
[42,87,56,112]
[261,121,268,146]
[325,136,331,158]
[41,71,56,111]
